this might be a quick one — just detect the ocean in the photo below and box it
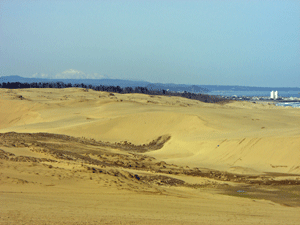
[208,90,300,98]
[208,90,300,108]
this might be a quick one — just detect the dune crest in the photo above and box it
[1,88,300,224]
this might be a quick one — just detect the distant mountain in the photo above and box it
[146,83,209,93]
[0,75,208,93]
[0,75,42,83]
[0,75,299,94]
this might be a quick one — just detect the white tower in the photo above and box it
[274,91,278,100]
[270,91,274,99]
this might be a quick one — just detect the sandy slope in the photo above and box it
[1,88,299,174]
[0,88,300,224]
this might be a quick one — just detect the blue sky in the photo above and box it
[1,0,299,87]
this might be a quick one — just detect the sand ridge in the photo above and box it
[1,88,300,224]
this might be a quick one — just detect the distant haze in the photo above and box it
[1,0,299,87]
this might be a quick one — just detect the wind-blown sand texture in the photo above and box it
[0,88,300,224]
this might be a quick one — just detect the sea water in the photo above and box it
[275,102,300,108]
[208,90,300,108]
[208,90,300,98]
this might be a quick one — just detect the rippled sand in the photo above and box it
[1,88,300,224]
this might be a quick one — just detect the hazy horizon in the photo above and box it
[1,1,299,87]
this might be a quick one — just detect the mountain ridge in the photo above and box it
[1,75,299,93]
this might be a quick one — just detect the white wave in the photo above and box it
[276,102,300,108]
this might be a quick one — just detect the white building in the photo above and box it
[270,91,279,100]
[274,91,278,99]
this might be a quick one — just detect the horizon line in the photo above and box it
[0,75,299,89]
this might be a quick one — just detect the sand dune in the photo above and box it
[0,88,300,224]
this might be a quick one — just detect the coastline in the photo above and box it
[218,95,300,108]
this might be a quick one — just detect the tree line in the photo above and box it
[0,81,228,103]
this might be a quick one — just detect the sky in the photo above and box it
[0,0,299,87]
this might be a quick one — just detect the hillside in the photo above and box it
[0,88,300,224]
